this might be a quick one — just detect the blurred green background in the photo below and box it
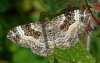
[0,0,100,63]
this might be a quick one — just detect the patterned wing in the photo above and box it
[7,21,55,56]
[53,10,90,49]
[7,9,90,56]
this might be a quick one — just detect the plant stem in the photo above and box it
[85,0,98,23]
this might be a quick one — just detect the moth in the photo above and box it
[7,10,90,56]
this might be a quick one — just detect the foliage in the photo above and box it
[0,0,100,63]
[48,42,95,63]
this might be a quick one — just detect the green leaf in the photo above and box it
[90,29,100,63]
[48,42,95,63]
[39,12,54,22]
[43,0,58,14]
